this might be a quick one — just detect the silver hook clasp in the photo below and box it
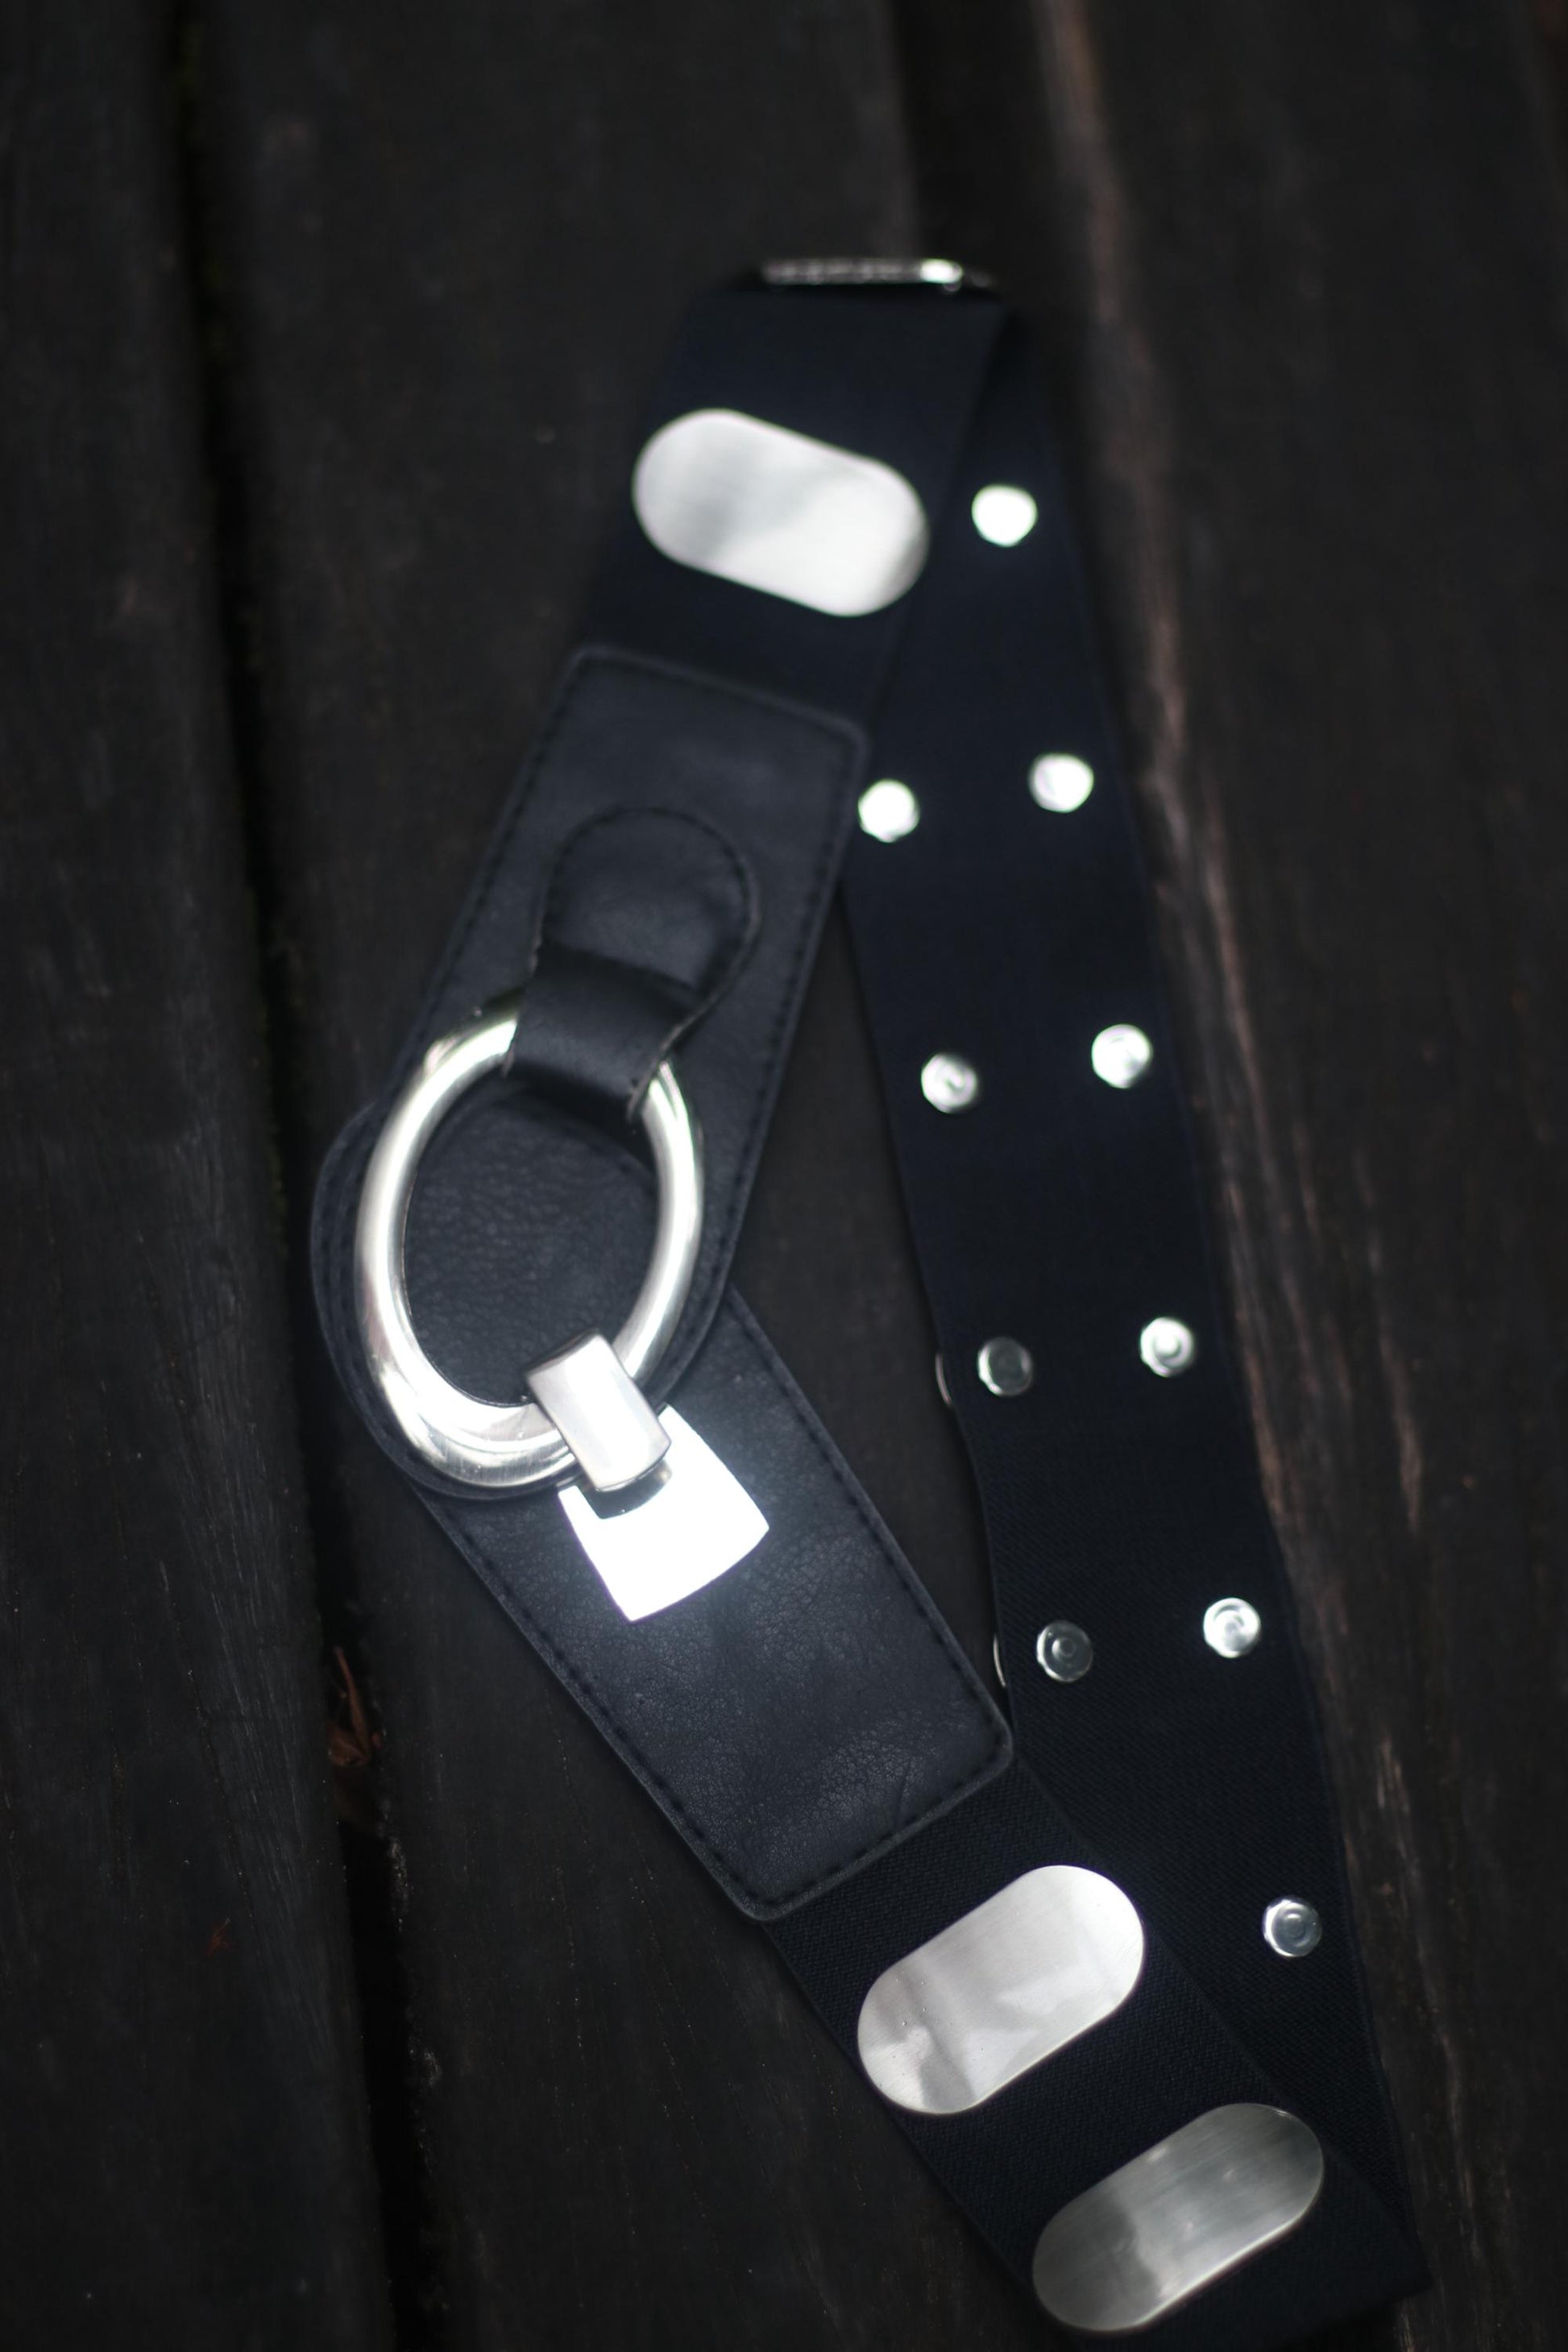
[352,998,703,1492]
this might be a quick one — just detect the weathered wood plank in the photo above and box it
[192,7,1052,2347]
[896,0,1568,2344]
[0,6,390,2345]
[194,0,1568,2342]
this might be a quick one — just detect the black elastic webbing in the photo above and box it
[843,326,1417,2221]
[315,278,1425,2342]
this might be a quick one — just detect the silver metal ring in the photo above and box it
[353,998,703,1489]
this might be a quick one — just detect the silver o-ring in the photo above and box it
[353,998,703,1489]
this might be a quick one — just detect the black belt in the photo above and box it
[313,266,1425,2345]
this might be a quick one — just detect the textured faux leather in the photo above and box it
[318,1108,1007,1911]
[322,648,860,1471]
[313,646,1011,1914]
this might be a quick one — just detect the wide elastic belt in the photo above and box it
[313,268,1426,2344]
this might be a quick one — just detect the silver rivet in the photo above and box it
[977,1337,1035,1396]
[1036,1620,1093,1682]
[858,778,920,841]
[992,1634,1007,1689]
[1139,1317,1197,1377]
[1090,1024,1153,1089]
[1204,1598,1262,1658]
[921,1052,981,1113]
[972,484,1039,546]
[935,1353,952,1408]
[1029,753,1095,812]
[1263,1899,1321,1959]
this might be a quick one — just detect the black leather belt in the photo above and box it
[314,265,1426,2344]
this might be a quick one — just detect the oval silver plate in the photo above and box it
[856,1865,1145,2116]
[632,409,929,616]
[1032,2103,1326,2334]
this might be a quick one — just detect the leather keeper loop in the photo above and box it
[507,807,760,1118]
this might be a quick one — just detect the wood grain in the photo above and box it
[896,0,1568,2343]
[189,7,1051,2348]
[188,0,1568,2344]
[0,4,390,2346]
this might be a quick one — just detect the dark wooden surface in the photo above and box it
[4,0,1566,2343]
[896,6,1568,2349]
[191,13,1027,2347]
[0,6,389,2347]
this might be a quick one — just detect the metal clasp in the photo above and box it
[760,257,978,292]
[352,997,702,1492]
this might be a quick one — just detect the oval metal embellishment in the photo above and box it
[632,409,929,616]
[1032,2104,1326,2334]
[857,1866,1144,2116]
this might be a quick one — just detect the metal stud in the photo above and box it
[1139,1317,1197,1377]
[992,1634,1007,1690]
[977,1337,1035,1396]
[921,1052,981,1113]
[1037,1620,1093,1683]
[1090,1023,1153,1089]
[857,778,920,842]
[1263,1899,1322,1959]
[972,484,1039,546]
[1204,1597,1262,1658]
[1029,753,1095,812]
[934,1352,952,1408]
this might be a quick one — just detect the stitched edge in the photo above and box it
[688,729,851,1392]
[315,648,1008,1911]
[317,1122,1007,1917]
[516,803,762,1112]
[425,1291,1009,1920]
[534,803,761,997]
[378,649,861,1396]
[326,646,860,1480]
